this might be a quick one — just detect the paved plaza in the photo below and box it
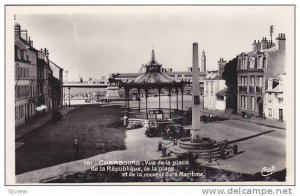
[15,102,286,183]
[15,104,126,175]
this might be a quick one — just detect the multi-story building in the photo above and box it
[237,33,286,117]
[265,74,285,121]
[37,48,51,112]
[15,23,38,127]
[203,58,227,111]
[15,23,63,127]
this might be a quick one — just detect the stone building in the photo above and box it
[15,23,38,127]
[203,58,227,111]
[265,74,285,121]
[37,48,51,112]
[15,23,63,127]
[237,33,286,117]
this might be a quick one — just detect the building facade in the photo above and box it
[203,58,227,111]
[264,74,285,121]
[237,33,286,117]
[15,23,39,127]
[15,23,63,127]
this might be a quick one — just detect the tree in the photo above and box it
[222,56,238,114]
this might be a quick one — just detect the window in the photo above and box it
[206,83,209,94]
[210,83,213,94]
[240,95,247,109]
[262,56,266,68]
[251,96,255,110]
[17,48,21,59]
[249,57,255,69]
[251,76,255,86]
[268,108,272,117]
[258,76,263,87]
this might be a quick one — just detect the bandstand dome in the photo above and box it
[120,48,189,119]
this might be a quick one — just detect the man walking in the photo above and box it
[73,138,80,160]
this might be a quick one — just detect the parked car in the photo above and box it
[161,124,188,140]
[145,126,160,137]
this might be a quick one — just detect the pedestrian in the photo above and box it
[124,114,128,127]
[209,113,213,123]
[73,138,80,160]
[203,114,207,123]
[173,138,177,146]
[144,120,150,129]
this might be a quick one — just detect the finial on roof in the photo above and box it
[151,48,156,62]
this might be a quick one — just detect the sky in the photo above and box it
[15,6,294,82]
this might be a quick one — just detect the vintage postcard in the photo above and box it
[5,5,295,185]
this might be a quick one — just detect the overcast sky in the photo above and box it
[15,6,294,82]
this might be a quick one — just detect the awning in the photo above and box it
[216,88,228,97]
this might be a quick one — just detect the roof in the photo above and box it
[133,72,174,83]
[115,73,140,78]
[167,71,206,77]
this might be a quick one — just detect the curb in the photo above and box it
[200,110,285,130]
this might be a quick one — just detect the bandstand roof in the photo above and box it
[120,49,189,89]
[133,71,174,83]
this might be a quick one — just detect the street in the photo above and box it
[15,104,126,175]
[16,102,285,179]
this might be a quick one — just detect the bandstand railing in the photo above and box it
[127,107,183,120]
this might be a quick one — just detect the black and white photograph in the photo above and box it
[4,5,295,187]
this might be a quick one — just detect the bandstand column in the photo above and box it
[176,88,179,110]
[145,88,148,119]
[158,87,161,111]
[169,87,172,119]
[127,89,130,109]
[181,87,184,112]
[124,88,128,110]
[138,88,141,112]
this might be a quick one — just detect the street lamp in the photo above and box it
[68,87,71,107]
[201,93,205,110]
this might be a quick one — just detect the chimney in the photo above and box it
[14,23,21,37]
[261,37,268,50]
[44,48,49,63]
[252,40,258,51]
[28,36,33,46]
[276,33,286,50]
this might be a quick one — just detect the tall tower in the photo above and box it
[218,58,227,79]
[201,50,206,72]
[191,42,201,142]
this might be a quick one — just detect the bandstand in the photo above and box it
[120,49,189,121]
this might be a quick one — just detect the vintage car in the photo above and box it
[161,124,189,140]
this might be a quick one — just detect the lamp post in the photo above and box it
[68,87,71,107]
[201,93,205,110]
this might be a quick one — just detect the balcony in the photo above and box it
[239,86,247,92]
[256,87,263,93]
